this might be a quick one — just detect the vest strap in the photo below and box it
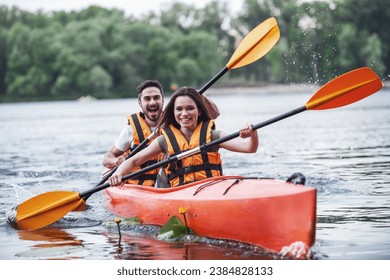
[130,113,145,143]
[128,173,158,186]
[168,163,222,181]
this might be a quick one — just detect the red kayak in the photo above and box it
[104,175,316,254]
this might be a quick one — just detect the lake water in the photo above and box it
[1,87,389,260]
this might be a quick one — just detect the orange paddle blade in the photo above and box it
[226,17,280,70]
[16,191,82,230]
[305,67,383,110]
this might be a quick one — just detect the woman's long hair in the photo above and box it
[157,87,212,130]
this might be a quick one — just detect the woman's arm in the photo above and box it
[219,123,259,153]
[108,138,163,186]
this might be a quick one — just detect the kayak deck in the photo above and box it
[104,176,316,254]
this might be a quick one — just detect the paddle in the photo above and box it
[15,67,382,231]
[198,17,280,93]
[91,17,281,189]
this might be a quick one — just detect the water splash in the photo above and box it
[280,241,314,259]
[5,205,18,229]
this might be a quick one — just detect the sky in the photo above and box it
[0,0,244,16]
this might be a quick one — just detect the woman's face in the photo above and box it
[174,96,200,130]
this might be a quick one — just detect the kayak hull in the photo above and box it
[104,176,316,253]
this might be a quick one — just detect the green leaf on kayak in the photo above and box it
[157,216,195,240]
[159,216,183,235]
[172,224,188,236]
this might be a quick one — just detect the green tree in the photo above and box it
[145,37,178,87]
[87,65,113,96]
[289,1,340,84]
[151,1,230,86]
[337,24,384,74]
[2,0,387,102]
[234,0,277,82]
[336,0,388,78]
[175,58,200,86]
[5,22,33,97]
[236,0,387,84]
[172,30,223,87]
[0,27,7,95]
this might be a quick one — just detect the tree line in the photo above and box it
[0,0,388,102]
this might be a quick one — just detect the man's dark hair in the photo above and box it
[136,80,164,98]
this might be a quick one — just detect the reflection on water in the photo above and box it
[16,228,84,259]
[1,89,389,259]
[13,224,299,260]
[105,231,280,260]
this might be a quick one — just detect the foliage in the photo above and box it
[157,215,194,240]
[0,0,388,102]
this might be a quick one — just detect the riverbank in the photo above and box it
[0,83,320,103]
[1,82,388,103]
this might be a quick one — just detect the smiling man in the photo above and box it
[102,80,165,186]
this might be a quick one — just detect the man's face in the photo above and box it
[138,87,164,123]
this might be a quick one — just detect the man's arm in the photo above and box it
[102,146,126,169]
[103,126,132,169]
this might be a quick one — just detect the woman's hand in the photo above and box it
[217,123,258,153]
[108,174,124,187]
[239,123,257,139]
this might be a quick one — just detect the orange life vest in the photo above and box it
[125,112,160,186]
[161,120,223,187]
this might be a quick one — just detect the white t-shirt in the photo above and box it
[114,125,156,152]
[114,125,133,152]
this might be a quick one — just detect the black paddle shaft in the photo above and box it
[80,105,307,199]
[198,67,229,94]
